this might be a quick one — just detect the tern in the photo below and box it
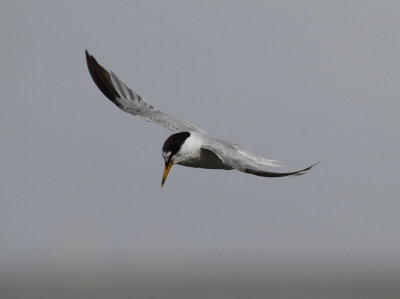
[85,50,318,187]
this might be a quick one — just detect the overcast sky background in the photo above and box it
[1,0,400,296]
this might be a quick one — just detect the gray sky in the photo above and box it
[1,0,400,293]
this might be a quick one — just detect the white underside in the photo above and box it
[173,133,232,169]
[172,132,278,170]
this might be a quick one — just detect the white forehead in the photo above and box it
[162,151,171,158]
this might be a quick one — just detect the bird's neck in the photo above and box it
[174,133,203,164]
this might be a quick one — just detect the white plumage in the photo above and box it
[85,50,318,186]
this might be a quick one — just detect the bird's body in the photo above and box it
[85,50,318,186]
[163,132,232,170]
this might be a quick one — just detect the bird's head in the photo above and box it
[161,132,191,187]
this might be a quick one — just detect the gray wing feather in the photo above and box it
[86,50,317,178]
[202,137,318,177]
[86,50,207,134]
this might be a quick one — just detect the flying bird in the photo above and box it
[85,50,318,187]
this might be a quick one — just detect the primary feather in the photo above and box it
[86,50,317,178]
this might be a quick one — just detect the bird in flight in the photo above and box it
[85,50,318,187]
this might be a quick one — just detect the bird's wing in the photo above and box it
[201,137,318,177]
[85,50,207,134]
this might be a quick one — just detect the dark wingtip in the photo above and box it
[290,160,320,177]
[85,49,92,67]
[244,160,320,178]
[85,50,121,108]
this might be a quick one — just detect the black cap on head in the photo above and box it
[162,132,191,159]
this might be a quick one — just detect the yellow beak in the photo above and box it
[161,160,173,188]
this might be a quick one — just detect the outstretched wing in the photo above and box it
[85,50,207,134]
[202,137,318,177]
[241,162,319,177]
